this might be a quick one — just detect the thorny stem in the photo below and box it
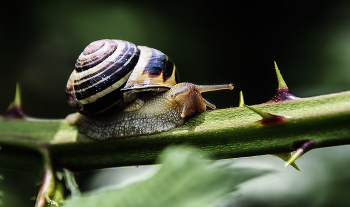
[1,91,350,172]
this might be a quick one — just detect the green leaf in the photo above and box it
[63,146,270,207]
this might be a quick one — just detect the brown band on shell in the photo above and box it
[75,40,118,72]
[122,46,177,90]
[66,40,141,115]
[83,40,106,55]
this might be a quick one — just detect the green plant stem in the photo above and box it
[1,91,350,172]
[35,146,64,207]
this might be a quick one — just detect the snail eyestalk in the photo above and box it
[196,84,234,93]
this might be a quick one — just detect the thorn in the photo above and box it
[244,105,270,119]
[284,140,316,168]
[239,91,244,107]
[7,82,22,109]
[284,149,303,169]
[269,62,299,103]
[274,61,287,89]
[2,83,26,119]
[273,153,300,171]
[244,104,290,126]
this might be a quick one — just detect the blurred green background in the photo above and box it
[1,0,350,206]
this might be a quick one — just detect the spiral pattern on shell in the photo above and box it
[66,39,178,115]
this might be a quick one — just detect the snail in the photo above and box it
[65,39,233,140]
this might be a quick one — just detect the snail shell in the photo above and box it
[66,39,178,116]
[66,39,233,140]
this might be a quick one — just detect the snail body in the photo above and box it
[66,39,233,140]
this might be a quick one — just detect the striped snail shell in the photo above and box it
[66,39,179,116]
[65,39,234,140]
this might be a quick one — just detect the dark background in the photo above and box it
[3,0,350,118]
[1,0,350,206]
